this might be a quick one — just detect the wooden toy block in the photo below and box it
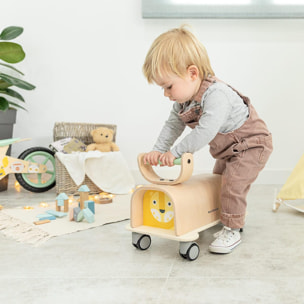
[83,208,95,223]
[73,207,84,222]
[56,199,69,212]
[56,193,69,212]
[79,192,89,209]
[46,210,67,218]
[78,185,90,209]
[77,210,84,222]
[73,207,81,221]
[34,219,51,225]
[84,200,95,214]
[63,200,69,212]
[36,214,56,221]
[78,185,90,192]
[69,203,78,221]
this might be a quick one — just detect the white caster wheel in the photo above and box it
[179,242,200,261]
[132,232,151,251]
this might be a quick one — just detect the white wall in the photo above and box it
[2,0,304,184]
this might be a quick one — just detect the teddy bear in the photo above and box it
[86,127,119,152]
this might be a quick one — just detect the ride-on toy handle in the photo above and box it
[137,153,193,185]
[158,158,182,166]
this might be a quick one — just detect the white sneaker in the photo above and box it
[209,226,241,254]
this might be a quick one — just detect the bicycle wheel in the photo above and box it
[15,147,56,193]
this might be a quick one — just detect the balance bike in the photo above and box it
[0,138,56,192]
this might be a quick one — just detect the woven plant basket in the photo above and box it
[53,122,117,195]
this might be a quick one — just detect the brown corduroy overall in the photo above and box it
[178,78,273,229]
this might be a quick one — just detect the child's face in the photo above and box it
[155,66,201,104]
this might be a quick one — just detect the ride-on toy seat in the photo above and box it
[127,153,221,261]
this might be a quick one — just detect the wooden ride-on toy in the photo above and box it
[127,153,221,261]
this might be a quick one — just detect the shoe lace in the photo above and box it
[214,226,234,241]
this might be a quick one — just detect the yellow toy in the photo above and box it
[127,153,221,261]
[86,127,119,152]
[273,153,304,213]
[143,190,174,230]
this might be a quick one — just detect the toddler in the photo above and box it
[142,26,273,254]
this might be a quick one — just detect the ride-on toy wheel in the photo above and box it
[179,242,200,261]
[132,232,151,250]
[15,147,56,193]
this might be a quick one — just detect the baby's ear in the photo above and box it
[187,65,199,80]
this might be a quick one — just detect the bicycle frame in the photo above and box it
[0,138,47,180]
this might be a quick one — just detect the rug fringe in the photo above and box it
[0,212,51,246]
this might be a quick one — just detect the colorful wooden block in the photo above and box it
[46,210,67,218]
[78,185,90,209]
[83,208,95,223]
[83,200,95,214]
[79,193,89,209]
[34,219,51,225]
[77,210,84,222]
[56,193,69,212]
[69,203,78,221]
[78,185,90,192]
[36,214,56,220]
[73,207,84,222]
[73,207,81,221]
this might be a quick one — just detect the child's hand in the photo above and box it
[144,151,162,166]
[159,151,176,167]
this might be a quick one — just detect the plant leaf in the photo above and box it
[0,62,24,75]
[7,100,27,111]
[0,26,23,41]
[0,42,25,63]
[0,73,35,90]
[0,79,11,89]
[0,88,25,101]
[0,96,9,111]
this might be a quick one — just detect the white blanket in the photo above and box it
[56,151,135,194]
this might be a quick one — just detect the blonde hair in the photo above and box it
[143,26,215,83]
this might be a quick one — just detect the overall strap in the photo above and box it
[213,76,250,105]
[178,77,217,129]
[193,77,217,103]
[179,76,250,129]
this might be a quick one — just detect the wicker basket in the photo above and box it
[53,122,117,195]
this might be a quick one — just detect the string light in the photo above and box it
[14,181,21,192]
[39,202,49,208]
[68,196,74,204]
[23,206,34,210]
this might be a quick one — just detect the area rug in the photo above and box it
[0,194,131,246]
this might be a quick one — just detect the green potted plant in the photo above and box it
[0,26,35,190]
[0,26,35,128]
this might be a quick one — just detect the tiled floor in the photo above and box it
[0,178,303,304]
